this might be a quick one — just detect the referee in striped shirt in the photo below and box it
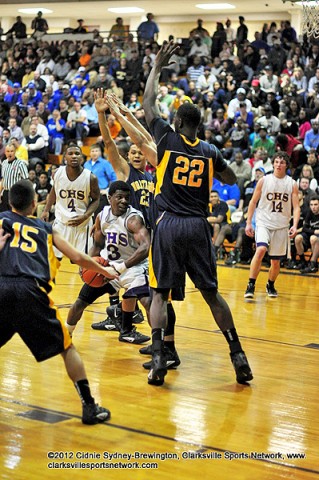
[0,144,29,212]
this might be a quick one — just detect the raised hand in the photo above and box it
[108,93,130,115]
[154,41,179,70]
[94,88,109,113]
[106,94,121,117]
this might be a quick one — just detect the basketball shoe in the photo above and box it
[244,282,255,298]
[143,347,180,370]
[300,261,318,274]
[139,344,152,355]
[82,403,111,425]
[230,351,253,384]
[147,350,167,386]
[119,327,150,344]
[266,282,278,297]
[91,317,120,331]
[107,304,144,324]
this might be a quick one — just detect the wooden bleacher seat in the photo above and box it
[47,154,63,165]
[83,136,99,147]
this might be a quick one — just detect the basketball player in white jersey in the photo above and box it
[244,151,300,298]
[42,144,100,258]
[66,180,151,345]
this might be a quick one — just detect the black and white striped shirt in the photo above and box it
[1,158,29,190]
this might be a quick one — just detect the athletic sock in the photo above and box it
[75,379,94,405]
[164,302,176,337]
[121,311,134,333]
[152,328,165,352]
[248,278,256,285]
[268,280,275,288]
[110,295,120,306]
[222,327,242,354]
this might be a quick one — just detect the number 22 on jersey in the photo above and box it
[173,156,204,187]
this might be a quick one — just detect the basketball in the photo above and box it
[80,256,109,288]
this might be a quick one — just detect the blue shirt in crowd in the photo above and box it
[84,157,117,190]
[212,179,241,207]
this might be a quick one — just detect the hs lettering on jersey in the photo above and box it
[266,193,289,202]
[59,189,85,200]
[105,232,128,246]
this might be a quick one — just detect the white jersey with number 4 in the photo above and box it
[256,174,295,230]
[53,166,92,226]
[99,205,148,269]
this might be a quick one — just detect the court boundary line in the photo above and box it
[0,396,317,476]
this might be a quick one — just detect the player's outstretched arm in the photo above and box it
[94,88,129,180]
[53,229,118,279]
[109,93,154,144]
[143,41,179,127]
[107,94,158,168]
[215,165,237,186]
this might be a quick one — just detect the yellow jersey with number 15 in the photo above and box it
[0,212,59,293]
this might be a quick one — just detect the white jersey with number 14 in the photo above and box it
[256,174,295,230]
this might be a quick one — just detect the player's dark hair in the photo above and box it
[272,150,290,169]
[9,180,35,211]
[309,194,319,202]
[65,142,81,150]
[109,180,130,196]
[177,103,201,129]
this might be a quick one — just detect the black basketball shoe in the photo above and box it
[143,347,180,370]
[147,351,167,386]
[230,351,253,384]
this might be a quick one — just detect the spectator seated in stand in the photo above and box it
[276,133,307,169]
[22,123,47,164]
[212,178,240,213]
[35,171,52,217]
[46,109,66,155]
[229,151,252,193]
[207,190,230,245]
[252,125,276,158]
[294,195,319,274]
[64,101,89,147]
[296,165,318,191]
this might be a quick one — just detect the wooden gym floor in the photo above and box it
[0,259,318,480]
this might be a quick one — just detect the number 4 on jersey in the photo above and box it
[68,198,76,212]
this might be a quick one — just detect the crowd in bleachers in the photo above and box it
[0,13,319,272]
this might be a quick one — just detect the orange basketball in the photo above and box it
[80,256,109,288]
